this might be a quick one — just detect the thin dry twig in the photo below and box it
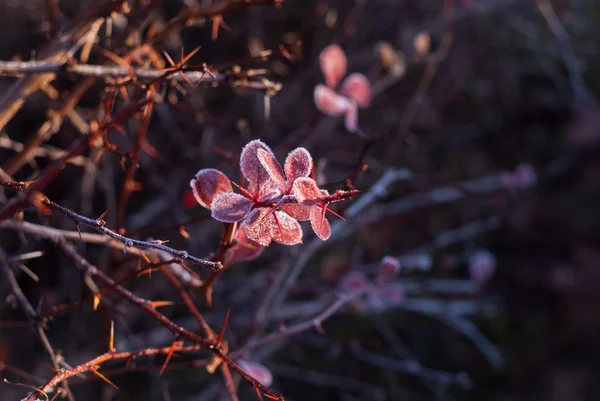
[0,181,221,271]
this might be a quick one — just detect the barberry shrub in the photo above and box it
[190,140,358,264]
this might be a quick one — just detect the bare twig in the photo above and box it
[0,182,221,271]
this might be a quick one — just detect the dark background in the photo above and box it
[2,0,600,400]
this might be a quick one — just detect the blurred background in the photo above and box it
[1,0,600,400]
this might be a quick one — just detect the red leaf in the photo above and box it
[190,168,233,209]
[257,148,285,191]
[314,85,351,116]
[310,205,331,240]
[279,203,311,221]
[344,102,358,133]
[239,139,274,194]
[320,44,347,88]
[339,73,371,108]
[271,210,303,245]
[223,223,265,265]
[284,147,312,189]
[211,192,253,223]
[244,208,274,247]
[292,177,323,206]
[237,360,273,387]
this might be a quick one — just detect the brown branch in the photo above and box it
[0,219,204,288]
[0,248,75,400]
[115,98,155,230]
[0,61,280,91]
[0,0,125,132]
[0,182,221,272]
[19,238,281,401]
[0,94,154,221]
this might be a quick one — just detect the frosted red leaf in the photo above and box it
[190,168,233,209]
[338,271,368,294]
[379,256,401,282]
[271,210,303,245]
[320,44,347,88]
[211,192,253,223]
[239,139,274,194]
[284,147,313,188]
[237,360,273,387]
[310,205,331,240]
[339,73,371,108]
[314,85,352,117]
[223,222,264,265]
[244,208,273,247]
[279,203,311,221]
[344,102,358,133]
[293,177,323,206]
[257,148,285,191]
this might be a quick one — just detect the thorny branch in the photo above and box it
[18,237,281,401]
[0,181,221,271]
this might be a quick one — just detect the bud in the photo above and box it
[468,249,496,285]
[378,255,401,282]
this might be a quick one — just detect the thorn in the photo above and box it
[217,309,231,347]
[109,320,115,351]
[159,340,179,375]
[163,50,176,68]
[325,207,345,221]
[91,368,119,390]
[75,223,82,241]
[254,386,265,401]
[140,251,152,264]
[150,300,174,309]
[93,294,101,311]
[230,180,256,200]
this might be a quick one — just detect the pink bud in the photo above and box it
[468,249,496,285]
[513,163,537,189]
[378,256,401,281]
[339,271,368,294]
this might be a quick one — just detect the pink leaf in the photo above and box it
[239,139,274,194]
[292,177,323,206]
[310,205,331,240]
[320,44,347,88]
[379,256,401,282]
[271,210,303,245]
[190,168,233,209]
[223,223,264,265]
[211,192,253,223]
[279,203,311,221]
[257,148,285,191]
[237,360,273,387]
[314,85,352,116]
[245,208,274,247]
[284,147,313,188]
[338,271,368,294]
[344,102,358,133]
[339,73,371,108]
